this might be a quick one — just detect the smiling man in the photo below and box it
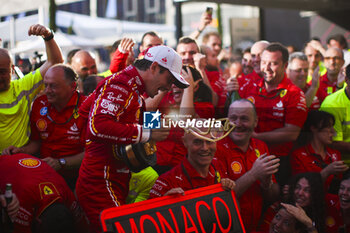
[216,99,280,232]
[76,45,189,233]
[149,122,235,199]
[2,64,87,190]
[239,43,308,186]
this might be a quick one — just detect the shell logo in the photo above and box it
[36,119,47,131]
[231,161,242,174]
[325,216,335,227]
[19,158,41,168]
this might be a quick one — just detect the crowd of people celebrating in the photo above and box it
[1,10,350,233]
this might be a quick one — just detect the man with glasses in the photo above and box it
[318,47,345,101]
[76,45,189,233]
[286,52,321,109]
[2,64,87,191]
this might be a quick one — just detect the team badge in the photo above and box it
[36,119,47,131]
[40,107,47,116]
[231,161,242,174]
[247,96,255,104]
[215,171,221,183]
[255,149,261,158]
[19,158,41,168]
[280,89,287,98]
[73,109,79,119]
[39,182,59,199]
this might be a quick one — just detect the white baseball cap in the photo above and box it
[144,45,189,89]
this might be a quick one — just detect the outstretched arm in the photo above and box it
[27,24,63,77]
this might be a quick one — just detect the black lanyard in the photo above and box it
[181,162,219,189]
[46,92,80,125]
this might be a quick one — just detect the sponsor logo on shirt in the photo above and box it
[101,99,120,114]
[231,161,242,174]
[70,123,78,132]
[40,107,47,116]
[107,92,124,102]
[110,85,128,95]
[36,119,47,132]
[280,89,287,98]
[19,158,41,168]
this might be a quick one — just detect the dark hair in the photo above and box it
[133,58,167,73]
[296,110,335,147]
[202,31,221,45]
[61,65,78,83]
[346,63,350,78]
[177,36,199,52]
[327,34,348,49]
[66,49,81,65]
[265,42,289,64]
[32,202,75,233]
[111,39,122,53]
[287,172,326,233]
[274,205,306,232]
[141,31,161,46]
[182,65,212,103]
[83,75,103,96]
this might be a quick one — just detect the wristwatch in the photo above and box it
[58,158,67,168]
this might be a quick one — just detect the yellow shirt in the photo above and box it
[320,88,350,163]
[306,61,327,83]
[0,69,43,152]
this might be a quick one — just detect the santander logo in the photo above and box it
[146,52,153,57]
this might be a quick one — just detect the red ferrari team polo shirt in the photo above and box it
[216,136,272,232]
[30,91,87,158]
[240,75,307,156]
[149,157,227,199]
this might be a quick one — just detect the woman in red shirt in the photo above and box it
[291,110,348,193]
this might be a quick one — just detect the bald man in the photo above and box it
[0,24,63,153]
[315,47,345,103]
[243,40,270,84]
[70,50,97,93]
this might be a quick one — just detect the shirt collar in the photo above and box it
[183,157,215,179]
[124,65,146,94]
[258,73,289,92]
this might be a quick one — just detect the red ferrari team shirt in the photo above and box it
[0,154,86,233]
[156,91,214,168]
[240,75,307,156]
[325,194,350,233]
[76,65,147,233]
[216,136,272,232]
[205,69,227,117]
[30,91,87,158]
[309,72,338,104]
[291,143,341,190]
[149,157,227,199]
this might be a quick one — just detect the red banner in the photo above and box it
[100,184,245,233]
